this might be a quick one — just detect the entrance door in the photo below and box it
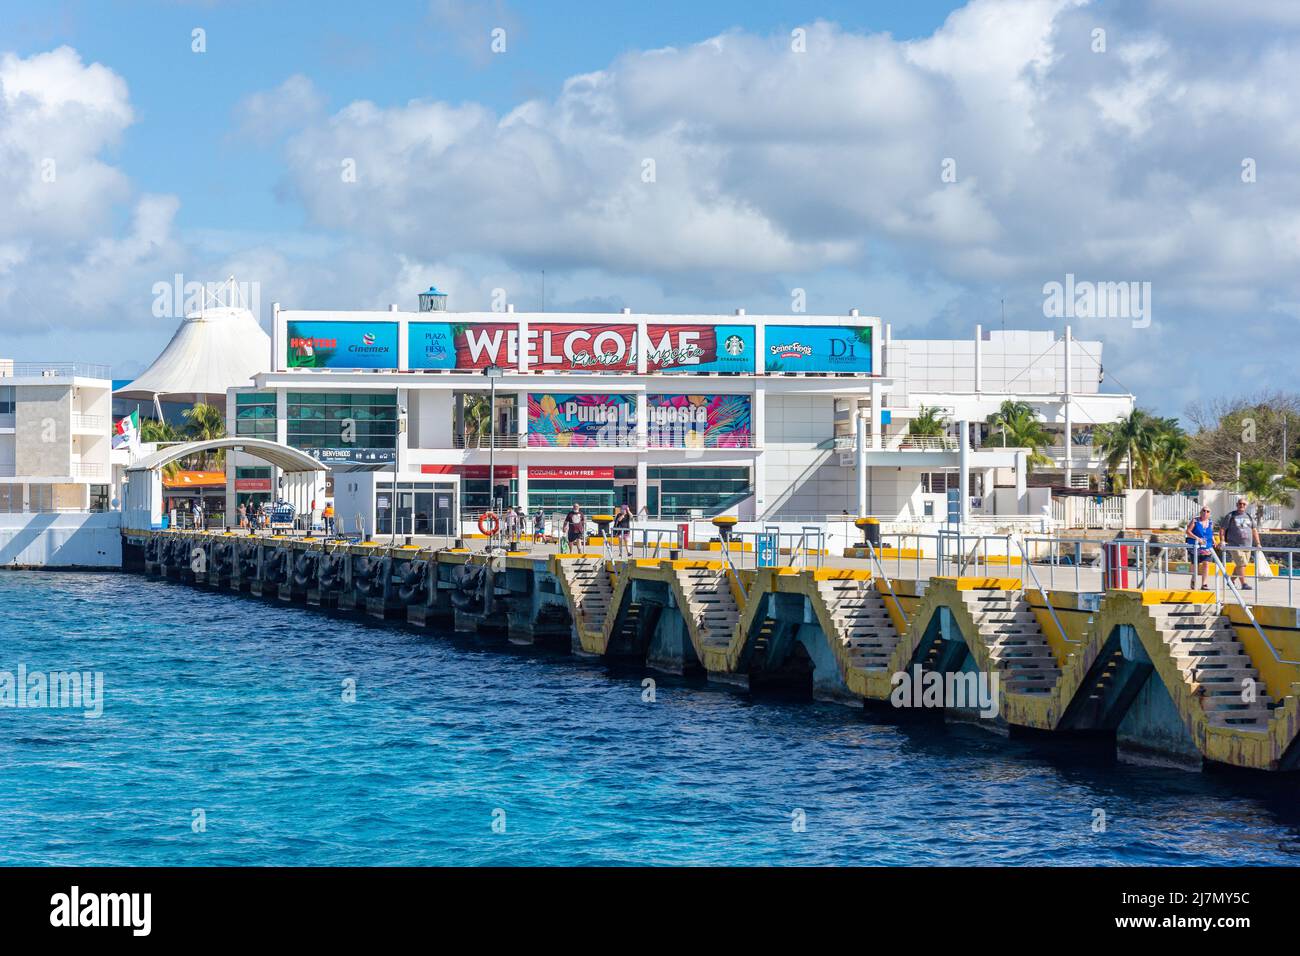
[646,481,660,518]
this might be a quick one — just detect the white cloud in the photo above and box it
[232,74,326,144]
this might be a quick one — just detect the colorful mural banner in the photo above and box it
[286,321,399,369]
[410,322,638,371]
[644,324,755,373]
[646,394,752,448]
[527,394,637,447]
[763,324,873,373]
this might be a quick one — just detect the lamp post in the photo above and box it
[483,363,504,515]
[390,400,407,545]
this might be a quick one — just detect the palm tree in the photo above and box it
[1238,459,1300,526]
[985,400,1052,471]
[908,405,948,438]
[462,394,493,446]
[1093,409,1164,490]
[139,417,182,444]
[181,402,227,470]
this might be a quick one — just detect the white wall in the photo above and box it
[764,393,852,518]
[0,512,121,567]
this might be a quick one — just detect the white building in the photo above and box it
[221,290,1136,535]
[0,360,113,513]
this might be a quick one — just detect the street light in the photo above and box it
[390,400,407,545]
[483,363,504,515]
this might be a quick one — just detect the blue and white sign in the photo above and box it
[756,533,778,568]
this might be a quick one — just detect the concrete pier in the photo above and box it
[124,529,1300,772]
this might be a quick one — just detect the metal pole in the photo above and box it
[488,376,497,516]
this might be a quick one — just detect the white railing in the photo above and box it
[834,434,960,453]
[0,362,110,379]
[72,413,106,431]
[73,462,104,478]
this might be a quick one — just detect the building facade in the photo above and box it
[223,296,1135,533]
[0,360,113,513]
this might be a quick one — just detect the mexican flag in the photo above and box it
[113,410,140,451]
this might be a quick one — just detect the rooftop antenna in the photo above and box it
[1000,297,1005,333]
[541,270,546,313]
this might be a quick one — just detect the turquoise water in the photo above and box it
[2,570,1300,866]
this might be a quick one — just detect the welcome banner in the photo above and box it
[646,394,752,448]
[527,394,637,446]
[409,321,759,372]
[410,322,638,371]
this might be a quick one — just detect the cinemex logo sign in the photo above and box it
[350,330,387,353]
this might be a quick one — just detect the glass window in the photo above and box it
[0,386,13,415]
[647,466,751,518]
[285,392,397,454]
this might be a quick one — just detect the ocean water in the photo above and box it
[2,570,1300,866]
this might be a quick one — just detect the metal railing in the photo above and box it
[864,541,908,629]
[73,462,104,478]
[1016,538,1071,644]
[1203,545,1299,666]
[72,413,106,431]
[452,433,520,448]
[833,434,961,453]
[0,362,110,379]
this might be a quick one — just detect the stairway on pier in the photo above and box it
[816,578,901,672]
[1150,604,1273,731]
[674,567,740,648]
[559,559,613,635]
[961,591,1062,695]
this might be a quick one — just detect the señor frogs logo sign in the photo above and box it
[764,325,872,373]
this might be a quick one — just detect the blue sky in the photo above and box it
[2,0,1300,417]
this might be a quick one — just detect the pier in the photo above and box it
[121,525,1300,773]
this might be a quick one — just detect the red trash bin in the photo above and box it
[1104,542,1129,589]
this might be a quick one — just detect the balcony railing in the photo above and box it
[72,413,107,431]
[73,462,104,478]
[0,362,110,380]
[836,434,960,452]
[453,433,521,449]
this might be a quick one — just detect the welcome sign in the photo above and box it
[410,322,638,371]
[286,321,398,369]
[763,324,872,373]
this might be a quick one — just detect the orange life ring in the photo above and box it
[478,511,500,536]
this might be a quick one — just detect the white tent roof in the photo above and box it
[115,306,270,405]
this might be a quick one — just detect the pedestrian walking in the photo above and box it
[1185,507,1215,590]
[613,503,632,558]
[563,502,585,552]
[1221,497,1263,590]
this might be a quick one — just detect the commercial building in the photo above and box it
[0,360,113,513]
[224,290,1135,535]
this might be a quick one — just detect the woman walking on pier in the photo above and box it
[1185,507,1215,590]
